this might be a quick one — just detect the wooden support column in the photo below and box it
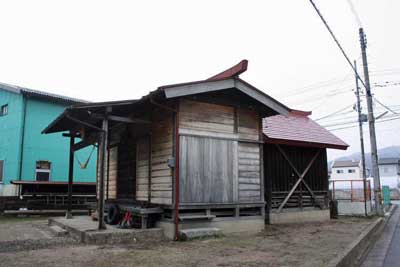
[98,108,110,230]
[66,133,75,219]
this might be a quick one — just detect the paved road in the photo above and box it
[362,204,400,267]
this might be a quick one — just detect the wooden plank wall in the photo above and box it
[179,99,262,204]
[264,144,328,193]
[107,146,118,199]
[136,137,149,201]
[150,110,173,205]
[179,136,236,203]
[237,109,262,202]
[179,99,235,135]
[238,143,261,201]
[238,108,260,140]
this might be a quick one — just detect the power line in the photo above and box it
[373,97,398,114]
[308,0,368,91]
[328,116,400,131]
[314,104,354,121]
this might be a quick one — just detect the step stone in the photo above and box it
[49,225,68,237]
[179,227,222,241]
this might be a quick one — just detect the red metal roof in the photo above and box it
[263,110,349,150]
[207,60,248,81]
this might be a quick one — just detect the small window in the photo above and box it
[0,160,4,183]
[35,161,51,181]
[348,169,356,173]
[384,167,389,173]
[336,169,344,174]
[0,104,8,116]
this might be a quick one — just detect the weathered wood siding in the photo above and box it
[179,136,237,203]
[238,109,260,141]
[150,111,173,205]
[178,99,262,204]
[136,137,149,201]
[107,146,118,199]
[238,143,261,201]
[179,99,235,136]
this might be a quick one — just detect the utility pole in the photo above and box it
[354,60,368,216]
[359,27,383,215]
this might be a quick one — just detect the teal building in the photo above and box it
[0,82,97,196]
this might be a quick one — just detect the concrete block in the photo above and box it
[270,209,330,224]
[157,216,265,240]
[179,227,222,241]
[49,225,68,237]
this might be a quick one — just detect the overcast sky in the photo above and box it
[0,0,399,160]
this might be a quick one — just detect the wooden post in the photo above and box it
[66,133,75,219]
[98,111,109,230]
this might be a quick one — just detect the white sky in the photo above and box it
[0,0,399,160]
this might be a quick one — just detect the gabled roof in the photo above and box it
[158,60,290,116]
[43,60,291,135]
[379,158,400,165]
[263,110,348,150]
[332,160,360,168]
[0,82,89,105]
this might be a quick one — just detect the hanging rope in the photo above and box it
[75,145,96,169]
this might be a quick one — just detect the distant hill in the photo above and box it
[329,145,400,171]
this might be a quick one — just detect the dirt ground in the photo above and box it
[0,216,374,267]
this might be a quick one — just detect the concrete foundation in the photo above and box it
[337,201,373,216]
[48,216,164,244]
[270,209,330,224]
[157,216,265,240]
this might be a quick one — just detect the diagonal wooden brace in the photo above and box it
[276,145,321,213]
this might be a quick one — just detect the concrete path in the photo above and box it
[361,205,400,267]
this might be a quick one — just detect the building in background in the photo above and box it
[0,82,97,196]
[330,160,362,181]
[378,158,400,190]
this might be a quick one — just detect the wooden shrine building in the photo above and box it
[42,60,348,239]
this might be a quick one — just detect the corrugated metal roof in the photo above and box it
[0,82,89,104]
[332,160,360,168]
[263,111,348,150]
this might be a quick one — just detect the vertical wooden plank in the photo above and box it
[232,140,238,202]
[260,143,265,203]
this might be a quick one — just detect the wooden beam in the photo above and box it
[90,113,151,124]
[62,133,81,138]
[276,145,321,213]
[73,134,98,151]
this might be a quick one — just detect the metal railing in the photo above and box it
[330,179,371,202]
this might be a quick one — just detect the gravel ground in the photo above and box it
[0,216,77,253]
[0,216,375,267]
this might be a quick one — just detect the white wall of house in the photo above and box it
[378,163,400,189]
[331,166,362,180]
[379,164,399,177]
